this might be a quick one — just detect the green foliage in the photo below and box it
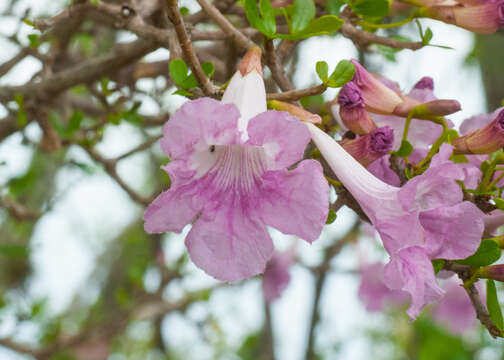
[325,0,346,15]
[326,209,337,224]
[455,239,501,267]
[494,198,504,211]
[50,111,85,139]
[237,332,261,360]
[291,0,316,33]
[27,33,40,49]
[325,59,355,87]
[13,94,27,127]
[431,259,445,274]
[316,61,329,82]
[394,140,414,158]
[275,15,344,40]
[169,58,215,96]
[486,279,504,330]
[351,0,391,17]
[244,0,276,37]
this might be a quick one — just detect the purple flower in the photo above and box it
[453,109,504,154]
[484,210,504,236]
[432,277,481,335]
[144,48,329,282]
[262,249,295,303]
[307,124,484,318]
[340,126,394,167]
[413,76,434,91]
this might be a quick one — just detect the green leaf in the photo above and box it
[202,62,215,78]
[432,259,445,274]
[291,0,316,33]
[67,111,83,133]
[494,198,504,211]
[0,245,29,258]
[27,34,39,49]
[325,0,346,15]
[352,0,391,17]
[456,239,501,267]
[316,61,329,82]
[395,140,413,157]
[14,94,27,127]
[100,77,111,96]
[487,279,504,330]
[245,0,276,37]
[326,209,337,224]
[326,59,355,87]
[274,15,343,40]
[423,28,433,45]
[169,58,190,85]
[173,89,194,97]
[180,74,199,89]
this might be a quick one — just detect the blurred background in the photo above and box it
[0,0,503,359]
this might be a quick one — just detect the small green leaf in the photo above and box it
[326,209,337,224]
[202,62,215,78]
[0,245,28,258]
[395,140,414,157]
[180,74,199,89]
[27,34,39,49]
[100,77,111,96]
[180,6,190,16]
[67,111,83,133]
[245,0,277,37]
[352,0,391,17]
[316,61,329,82]
[169,58,190,85]
[456,239,501,267]
[291,0,316,33]
[487,279,504,330]
[325,0,345,15]
[173,89,194,97]
[326,59,356,88]
[274,15,343,40]
[14,94,27,127]
[423,28,433,45]
[432,259,445,274]
[495,199,504,211]
[23,19,35,27]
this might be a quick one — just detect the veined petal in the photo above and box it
[384,246,445,319]
[375,211,425,254]
[259,160,329,243]
[161,98,241,160]
[185,206,273,282]
[222,70,267,136]
[247,110,311,170]
[421,201,484,259]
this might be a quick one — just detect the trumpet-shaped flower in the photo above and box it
[453,109,504,154]
[144,48,329,282]
[307,124,484,318]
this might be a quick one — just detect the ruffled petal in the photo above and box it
[185,206,273,282]
[368,156,401,186]
[420,201,484,259]
[259,160,329,243]
[161,98,241,160]
[262,251,293,303]
[384,246,444,319]
[375,211,425,254]
[247,110,311,170]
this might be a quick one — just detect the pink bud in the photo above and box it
[453,109,504,154]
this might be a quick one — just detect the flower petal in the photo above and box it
[375,211,425,254]
[259,160,329,243]
[247,110,311,169]
[420,201,484,259]
[185,207,273,282]
[161,98,241,160]
[384,246,444,319]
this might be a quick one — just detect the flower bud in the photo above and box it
[238,46,263,77]
[337,81,377,134]
[350,60,404,115]
[340,126,394,167]
[452,109,504,154]
[268,100,321,123]
[479,264,504,282]
[414,76,434,91]
[420,1,504,34]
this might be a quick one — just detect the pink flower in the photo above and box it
[453,109,504,154]
[484,210,504,236]
[340,126,394,167]
[307,124,484,318]
[262,249,295,303]
[337,81,378,135]
[144,48,329,282]
[358,262,409,311]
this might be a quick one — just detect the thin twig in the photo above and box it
[267,84,327,102]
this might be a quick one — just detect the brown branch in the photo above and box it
[196,0,255,52]
[165,0,218,97]
[264,39,295,92]
[267,84,327,102]
[115,135,162,162]
[339,22,424,50]
[444,261,502,338]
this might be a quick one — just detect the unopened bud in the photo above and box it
[268,100,321,123]
[479,264,504,282]
[340,126,394,167]
[453,109,504,154]
[238,46,263,77]
[337,82,377,134]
